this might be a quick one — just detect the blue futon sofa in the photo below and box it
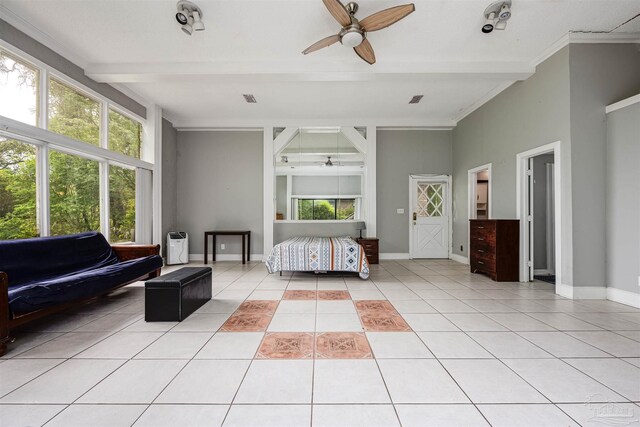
[0,232,163,355]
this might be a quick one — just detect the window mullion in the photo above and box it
[38,69,48,130]
[100,101,109,149]
[36,145,50,237]
[100,161,110,241]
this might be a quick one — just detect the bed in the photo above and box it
[265,236,370,279]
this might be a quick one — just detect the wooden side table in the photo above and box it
[204,231,251,264]
[356,237,379,264]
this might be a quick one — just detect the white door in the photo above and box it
[411,179,449,258]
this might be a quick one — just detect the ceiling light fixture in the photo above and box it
[325,156,334,167]
[482,0,511,34]
[175,1,205,35]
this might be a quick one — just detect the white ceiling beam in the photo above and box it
[340,127,367,155]
[273,127,299,155]
[174,118,456,130]
[85,62,535,84]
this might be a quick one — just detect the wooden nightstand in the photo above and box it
[356,237,379,264]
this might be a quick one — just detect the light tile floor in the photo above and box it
[1,259,640,426]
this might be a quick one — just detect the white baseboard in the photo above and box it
[572,286,607,300]
[379,253,410,260]
[555,282,574,299]
[189,253,263,262]
[450,254,469,265]
[556,284,608,300]
[607,287,640,309]
[534,269,553,275]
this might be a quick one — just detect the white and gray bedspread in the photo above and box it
[265,236,370,279]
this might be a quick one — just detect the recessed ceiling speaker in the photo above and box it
[482,0,512,34]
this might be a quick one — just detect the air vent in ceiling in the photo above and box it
[243,94,257,103]
[409,95,424,104]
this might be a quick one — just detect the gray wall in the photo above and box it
[568,44,640,288]
[453,46,571,254]
[377,129,453,253]
[177,131,264,256]
[452,47,573,283]
[606,102,640,294]
[533,153,554,270]
[0,19,146,118]
[161,118,178,257]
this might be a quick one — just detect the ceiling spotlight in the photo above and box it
[175,1,205,35]
[482,12,496,33]
[482,0,511,34]
[281,155,289,163]
[182,15,194,35]
[192,10,205,31]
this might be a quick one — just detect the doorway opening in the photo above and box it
[409,175,452,259]
[531,154,556,284]
[516,141,562,294]
[468,163,492,220]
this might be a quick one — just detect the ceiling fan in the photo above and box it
[302,0,415,65]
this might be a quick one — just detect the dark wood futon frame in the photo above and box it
[0,244,161,356]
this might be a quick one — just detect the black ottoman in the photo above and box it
[145,267,212,321]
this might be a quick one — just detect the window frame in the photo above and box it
[0,40,150,243]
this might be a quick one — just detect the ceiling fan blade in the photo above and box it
[360,4,415,32]
[322,0,352,27]
[302,34,341,54]
[354,38,376,64]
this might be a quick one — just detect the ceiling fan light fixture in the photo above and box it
[341,30,364,48]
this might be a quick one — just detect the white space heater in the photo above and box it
[167,232,189,265]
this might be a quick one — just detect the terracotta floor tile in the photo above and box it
[315,332,372,359]
[354,300,398,315]
[317,290,351,300]
[283,290,317,300]
[256,332,314,359]
[359,314,412,332]
[237,300,279,314]
[220,313,272,332]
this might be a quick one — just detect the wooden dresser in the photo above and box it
[356,237,379,264]
[469,220,519,281]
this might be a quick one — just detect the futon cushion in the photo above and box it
[8,255,163,314]
[0,232,119,287]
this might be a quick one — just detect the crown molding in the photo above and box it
[452,80,516,125]
[454,31,640,124]
[606,93,640,114]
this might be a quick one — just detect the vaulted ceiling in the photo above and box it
[1,0,639,127]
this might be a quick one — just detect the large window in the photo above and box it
[0,44,149,243]
[0,50,39,126]
[0,137,38,239]
[109,109,142,159]
[49,151,100,236]
[48,78,100,146]
[109,165,136,242]
[297,198,356,220]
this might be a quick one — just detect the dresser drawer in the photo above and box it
[356,238,379,265]
[471,257,496,274]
